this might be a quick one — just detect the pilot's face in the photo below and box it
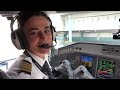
[23,16,52,58]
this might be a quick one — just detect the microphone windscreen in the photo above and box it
[39,44,54,49]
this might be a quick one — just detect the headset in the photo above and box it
[10,11,57,50]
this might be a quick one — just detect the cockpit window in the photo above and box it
[49,11,120,48]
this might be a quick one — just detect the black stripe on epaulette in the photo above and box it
[19,60,32,75]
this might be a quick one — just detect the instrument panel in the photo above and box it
[50,41,120,79]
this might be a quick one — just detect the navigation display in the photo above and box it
[96,59,116,79]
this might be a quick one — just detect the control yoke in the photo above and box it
[55,60,95,79]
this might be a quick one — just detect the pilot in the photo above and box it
[7,11,57,79]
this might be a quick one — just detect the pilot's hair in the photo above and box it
[17,11,52,28]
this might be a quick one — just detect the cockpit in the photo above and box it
[0,11,120,79]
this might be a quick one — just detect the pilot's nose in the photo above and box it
[40,32,47,40]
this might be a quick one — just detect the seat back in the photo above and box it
[0,69,10,79]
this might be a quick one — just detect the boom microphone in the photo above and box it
[39,44,54,49]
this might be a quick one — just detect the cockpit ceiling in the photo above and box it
[0,11,95,17]
[0,11,57,17]
[0,11,19,17]
[0,11,98,17]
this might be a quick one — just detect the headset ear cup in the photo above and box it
[11,29,22,50]
[11,29,28,50]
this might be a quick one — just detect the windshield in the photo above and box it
[49,11,120,48]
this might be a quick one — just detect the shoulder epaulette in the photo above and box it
[19,60,32,75]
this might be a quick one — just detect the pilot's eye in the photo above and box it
[44,29,51,34]
[30,31,39,36]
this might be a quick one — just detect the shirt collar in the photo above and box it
[24,50,48,67]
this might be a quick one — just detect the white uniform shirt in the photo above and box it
[7,51,51,79]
